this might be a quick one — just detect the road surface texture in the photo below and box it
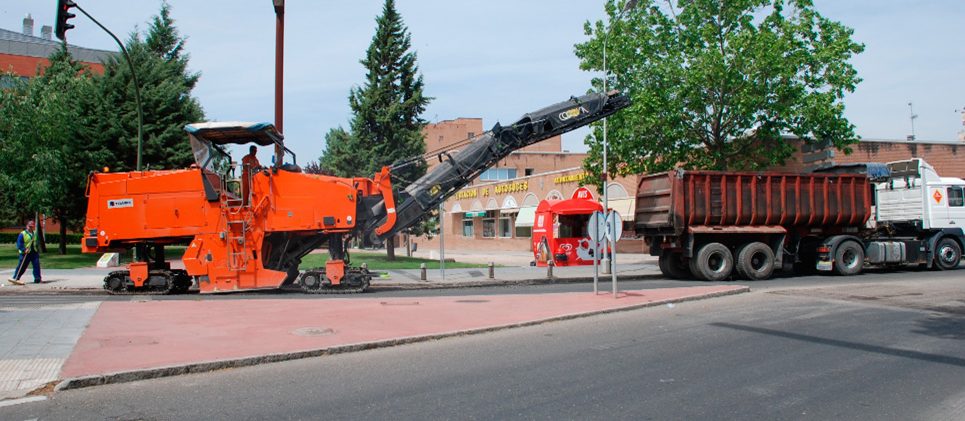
[1,269,962,420]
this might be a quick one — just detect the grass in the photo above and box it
[0,244,186,270]
[300,251,488,270]
[1,244,484,271]
[1,243,104,270]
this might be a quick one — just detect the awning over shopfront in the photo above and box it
[514,206,537,227]
[605,198,636,221]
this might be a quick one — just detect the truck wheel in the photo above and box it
[659,251,691,279]
[736,242,775,280]
[689,243,734,281]
[833,241,864,276]
[934,237,962,270]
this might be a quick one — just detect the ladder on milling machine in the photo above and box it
[222,178,253,272]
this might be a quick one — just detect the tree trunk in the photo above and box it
[386,236,396,261]
[59,218,68,255]
[405,231,412,257]
[36,211,47,253]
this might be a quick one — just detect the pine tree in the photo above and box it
[320,0,432,259]
[92,1,204,171]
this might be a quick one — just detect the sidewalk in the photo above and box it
[0,249,750,404]
[0,249,661,293]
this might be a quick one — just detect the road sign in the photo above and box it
[605,210,623,242]
[587,210,607,248]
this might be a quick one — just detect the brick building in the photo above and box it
[413,118,965,258]
[1,15,113,79]
[415,118,643,255]
[776,138,965,178]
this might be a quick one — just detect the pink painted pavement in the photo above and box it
[60,286,746,379]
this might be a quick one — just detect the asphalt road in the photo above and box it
[2,269,964,419]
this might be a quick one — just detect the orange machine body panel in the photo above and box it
[83,166,380,293]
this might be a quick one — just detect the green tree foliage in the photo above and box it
[319,0,432,259]
[0,47,109,253]
[575,0,864,176]
[92,1,203,171]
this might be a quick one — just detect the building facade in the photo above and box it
[413,118,965,258]
[1,15,113,79]
[415,118,644,255]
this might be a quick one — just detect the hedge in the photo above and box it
[0,232,84,244]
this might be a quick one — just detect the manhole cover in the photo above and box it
[292,327,335,337]
[454,299,489,303]
[468,270,484,278]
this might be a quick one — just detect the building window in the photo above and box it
[479,168,517,181]
[468,132,475,139]
[499,217,512,238]
[462,220,474,237]
[524,168,534,176]
[949,187,965,207]
[482,218,496,238]
[515,226,532,238]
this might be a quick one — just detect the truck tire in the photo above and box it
[934,237,962,270]
[689,243,734,281]
[736,242,775,280]
[833,241,864,276]
[659,251,691,279]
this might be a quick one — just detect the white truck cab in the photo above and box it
[876,159,965,229]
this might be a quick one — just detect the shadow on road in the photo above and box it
[711,322,965,367]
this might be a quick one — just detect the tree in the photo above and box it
[92,1,204,171]
[319,0,432,260]
[0,47,109,254]
[575,0,864,177]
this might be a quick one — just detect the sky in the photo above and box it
[1,0,963,167]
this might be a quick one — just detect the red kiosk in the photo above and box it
[532,187,609,267]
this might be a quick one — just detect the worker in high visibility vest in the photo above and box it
[241,145,261,205]
[9,220,42,285]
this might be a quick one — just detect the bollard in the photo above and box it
[547,260,554,279]
[420,263,427,281]
[488,262,495,279]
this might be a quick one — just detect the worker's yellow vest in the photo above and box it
[21,230,36,254]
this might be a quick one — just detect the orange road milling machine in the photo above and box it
[82,91,630,294]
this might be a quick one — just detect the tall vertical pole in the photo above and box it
[273,1,285,163]
[439,203,446,280]
[600,1,637,297]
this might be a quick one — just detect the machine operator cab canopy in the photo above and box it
[184,121,299,201]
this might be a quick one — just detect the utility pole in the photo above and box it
[907,101,918,141]
[273,0,285,163]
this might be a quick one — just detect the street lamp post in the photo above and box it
[273,0,286,161]
[601,0,637,297]
[67,3,145,171]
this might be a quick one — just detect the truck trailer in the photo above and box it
[636,158,964,281]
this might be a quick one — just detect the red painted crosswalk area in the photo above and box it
[60,286,746,379]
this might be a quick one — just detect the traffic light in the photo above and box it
[55,0,77,41]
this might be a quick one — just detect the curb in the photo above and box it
[370,273,666,290]
[0,274,668,296]
[55,286,749,391]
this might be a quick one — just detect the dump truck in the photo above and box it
[636,158,965,281]
[82,91,630,294]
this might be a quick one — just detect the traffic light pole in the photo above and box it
[69,3,146,171]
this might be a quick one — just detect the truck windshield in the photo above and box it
[189,134,231,175]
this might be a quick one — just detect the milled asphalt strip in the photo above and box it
[55,286,748,391]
